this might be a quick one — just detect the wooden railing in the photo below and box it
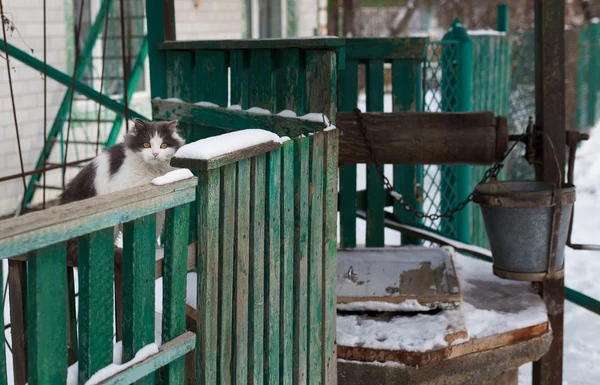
[0,119,338,384]
[0,177,196,384]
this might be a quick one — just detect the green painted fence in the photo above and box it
[149,38,342,385]
[336,24,512,249]
[0,178,197,384]
[338,37,427,248]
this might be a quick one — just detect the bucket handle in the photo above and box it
[534,131,563,274]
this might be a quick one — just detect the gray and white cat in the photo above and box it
[60,118,185,263]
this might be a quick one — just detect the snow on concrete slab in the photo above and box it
[151,169,194,186]
[174,129,282,160]
[337,249,548,353]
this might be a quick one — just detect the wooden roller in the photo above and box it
[336,111,508,166]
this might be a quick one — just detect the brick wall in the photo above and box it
[0,0,68,214]
[174,0,244,40]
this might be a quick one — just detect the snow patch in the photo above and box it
[151,169,194,186]
[162,97,184,103]
[337,300,433,312]
[228,105,243,110]
[246,107,272,115]
[64,342,159,385]
[469,29,506,36]
[278,110,298,118]
[174,129,282,160]
[194,101,219,108]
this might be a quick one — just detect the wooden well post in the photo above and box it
[532,0,567,384]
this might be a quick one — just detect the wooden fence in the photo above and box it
[0,101,338,384]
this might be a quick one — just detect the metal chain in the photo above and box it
[353,108,505,221]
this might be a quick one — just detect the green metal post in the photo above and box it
[105,38,149,147]
[587,22,599,128]
[146,0,175,99]
[442,18,473,244]
[497,4,509,33]
[287,0,298,37]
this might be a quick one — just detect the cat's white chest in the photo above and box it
[94,153,167,195]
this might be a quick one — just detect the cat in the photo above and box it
[60,118,185,266]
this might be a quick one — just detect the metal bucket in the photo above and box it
[473,181,576,281]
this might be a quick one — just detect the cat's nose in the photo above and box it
[152,152,159,157]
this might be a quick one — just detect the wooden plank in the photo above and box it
[249,154,266,385]
[0,178,196,259]
[336,111,507,165]
[234,158,251,385]
[280,142,295,385]
[230,50,250,109]
[344,38,428,60]
[305,50,337,121]
[249,49,277,111]
[322,129,339,385]
[218,164,236,385]
[293,137,310,385]
[391,58,422,246]
[338,58,359,249]
[27,242,67,385]
[166,50,198,246]
[265,148,282,385]
[337,322,550,366]
[307,133,324,385]
[0,263,7,385]
[67,268,78,365]
[195,50,228,139]
[365,59,385,248]
[171,140,283,172]
[78,228,114,383]
[9,260,27,385]
[158,37,344,51]
[94,332,196,385]
[336,248,461,309]
[276,48,304,385]
[161,204,190,385]
[197,169,220,385]
[122,215,156,385]
[276,48,305,114]
[152,99,326,137]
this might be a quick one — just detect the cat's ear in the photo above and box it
[131,118,146,133]
[166,120,179,131]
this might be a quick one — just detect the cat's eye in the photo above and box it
[160,143,168,149]
[143,143,150,148]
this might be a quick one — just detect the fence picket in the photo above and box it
[78,228,114,383]
[27,242,67,384]
[293,137,310,385]
[123,215,157,384]
[265,148,282,385]
[197,169,221,385]
[307,133,324,385]
[234,159,251,385]
[162,204,191,385]
[249,154,266,385]
[219,164,236,385]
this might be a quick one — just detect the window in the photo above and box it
[74,0,147,97]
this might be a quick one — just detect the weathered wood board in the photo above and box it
[337,247,461,312]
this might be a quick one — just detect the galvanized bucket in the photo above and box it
[473,181,576,281]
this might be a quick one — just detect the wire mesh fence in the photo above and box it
[421,41,460,238]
